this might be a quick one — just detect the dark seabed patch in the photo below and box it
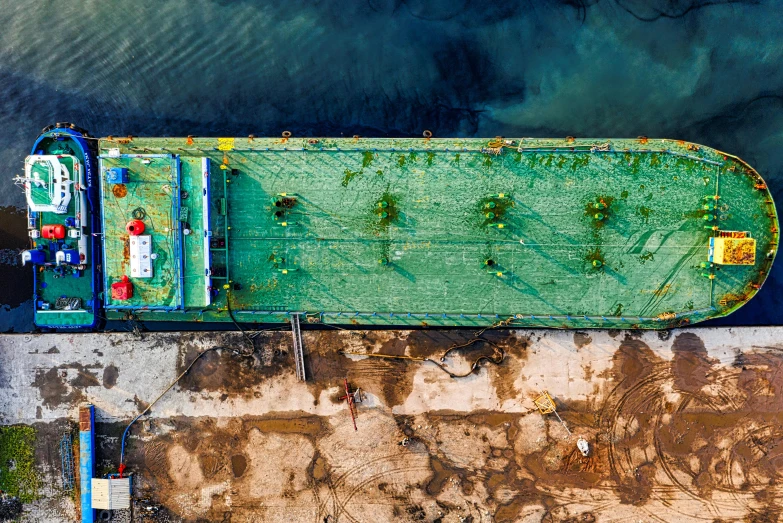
[133,395,150,413]
[68,364,101,388]
[31,362,101,408]
[670,332,714,393]
[573,332,593,349]
[231,454,247,478]
[490,334,528,402]
[31,367,81,409]
[102,365,119,389]
[308,451,330,481]
[175,332,288,395]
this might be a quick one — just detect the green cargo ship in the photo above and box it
[20,131,778,330]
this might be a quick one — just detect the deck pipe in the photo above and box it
[79,404,95,523]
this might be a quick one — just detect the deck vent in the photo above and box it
[129,235,153,278]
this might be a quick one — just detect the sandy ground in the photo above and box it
[1,327,782,522]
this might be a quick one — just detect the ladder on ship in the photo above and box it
[209,164,231,289]
[291,313,306,381]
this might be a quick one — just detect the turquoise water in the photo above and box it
[1,0,782,331]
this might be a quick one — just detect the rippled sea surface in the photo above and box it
[1,0,781,331]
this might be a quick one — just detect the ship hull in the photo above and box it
[22,133,778,330]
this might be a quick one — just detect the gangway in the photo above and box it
[291,313,306,381]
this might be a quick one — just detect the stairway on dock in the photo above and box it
[291,314,306,381]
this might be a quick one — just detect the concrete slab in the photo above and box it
[1,327,783,521]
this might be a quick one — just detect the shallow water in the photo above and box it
[1,0,781,331]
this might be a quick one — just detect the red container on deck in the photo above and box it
[42,224,66,240]
[111,276,133,300]
[126,219,145,236]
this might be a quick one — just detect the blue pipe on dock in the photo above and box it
[79,404,95,523]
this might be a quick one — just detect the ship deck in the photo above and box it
[97,137,778,328]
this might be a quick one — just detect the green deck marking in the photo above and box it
[180,157,207,308]
[98,137,778,329]
[101,155,184,310]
